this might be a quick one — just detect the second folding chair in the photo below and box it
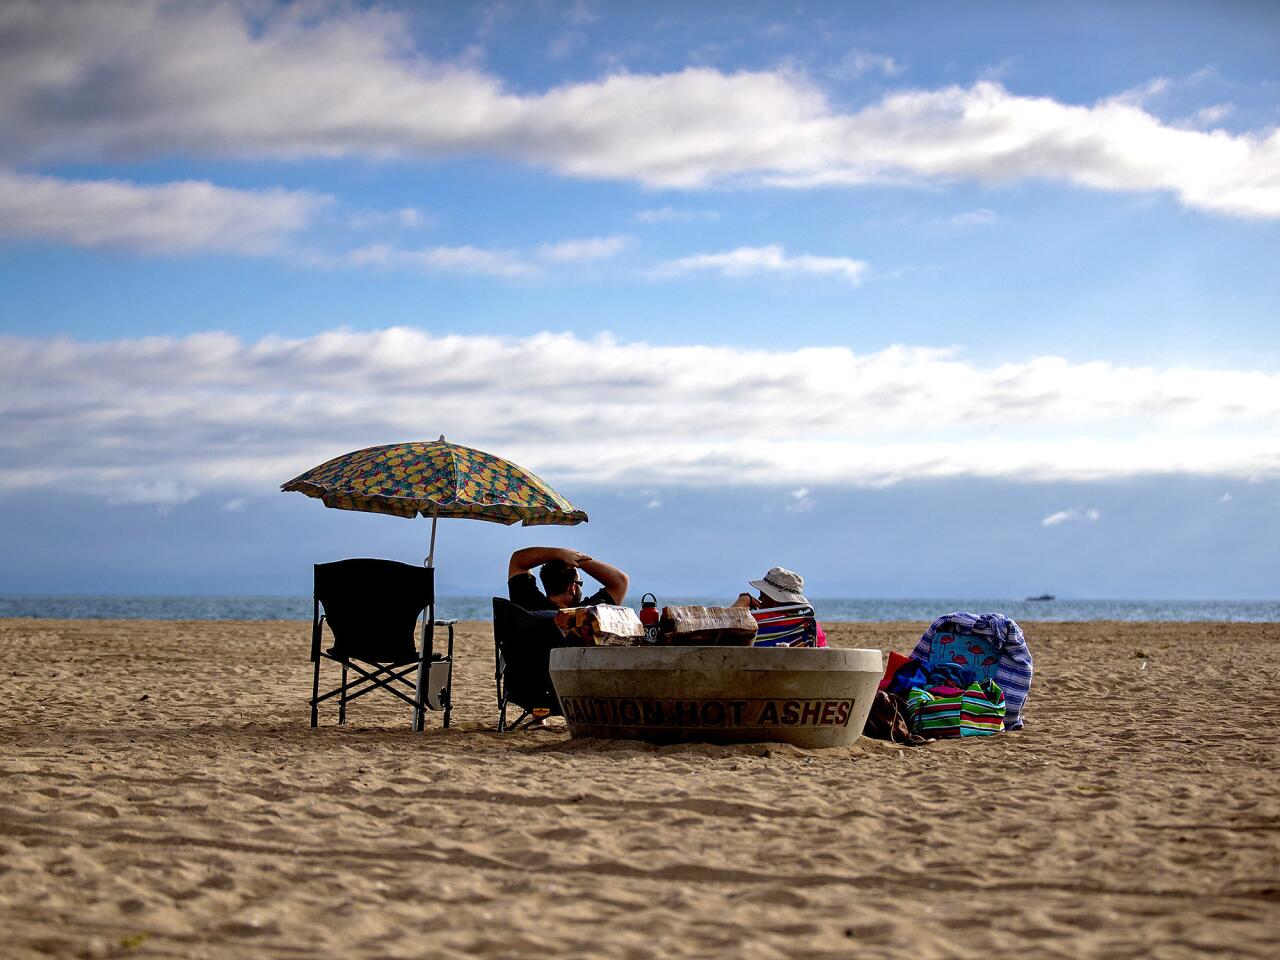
[491,596,577,731]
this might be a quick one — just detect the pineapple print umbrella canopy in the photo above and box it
[282,439,587,562]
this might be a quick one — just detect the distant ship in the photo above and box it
[1026,593,1055,601]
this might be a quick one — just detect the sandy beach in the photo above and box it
[1,617,1277,959]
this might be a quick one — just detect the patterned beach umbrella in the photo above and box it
[282,437,587,564]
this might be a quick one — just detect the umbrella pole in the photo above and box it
[413,506,440,732]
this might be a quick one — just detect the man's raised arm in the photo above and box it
[507,546,591,580]
[579,557,629,605]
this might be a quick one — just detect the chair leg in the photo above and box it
[412,652,427,734]
[495,636,506,732]
[310,657,321,727]
[442,624,454,729]
[339,663,348,724]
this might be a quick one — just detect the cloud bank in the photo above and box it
[2,328,1278,504]
[2,1,1278,218]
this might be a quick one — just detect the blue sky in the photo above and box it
[1,0,1278,599]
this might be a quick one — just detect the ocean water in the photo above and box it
[2,594,1278,623]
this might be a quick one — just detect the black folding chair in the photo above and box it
[311,559,457,730]
[492,597,577,731]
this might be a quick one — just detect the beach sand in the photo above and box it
[1,618,1277,959]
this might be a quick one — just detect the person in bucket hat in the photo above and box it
[732,566,827,646]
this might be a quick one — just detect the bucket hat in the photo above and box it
[749,566,809,605]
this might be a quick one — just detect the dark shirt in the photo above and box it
[508,573,616,612]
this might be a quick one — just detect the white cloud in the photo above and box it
[547,31,587,61]
[622,488,663,509]
[0,170,325,254]
[397,208,426,228]
[977,60,1015,84]
[653,245,867,284]
[1189,104,1234,129]
[835,49,902,79]
[347,243,537,278]
[1113,77,1172,110]
[785,488,815,513]
[565,1,601,27]
[345,206,431,230]
[2,3,1278,217]
[1042,508,1101,527]
[634,207,720,223]
[539,235,632,262]
[346,236,633,275]
[105,480,200,509]
[1219,492,1233,503]
[2,329,1279,501]
[948,208,998,227]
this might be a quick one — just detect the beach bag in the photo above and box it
[905,680,1006,738]
[863,690,929,745]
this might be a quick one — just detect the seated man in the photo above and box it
[508,547,629,612]
[732,565,827,647]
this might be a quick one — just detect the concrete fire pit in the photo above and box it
[548,646,882,747]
